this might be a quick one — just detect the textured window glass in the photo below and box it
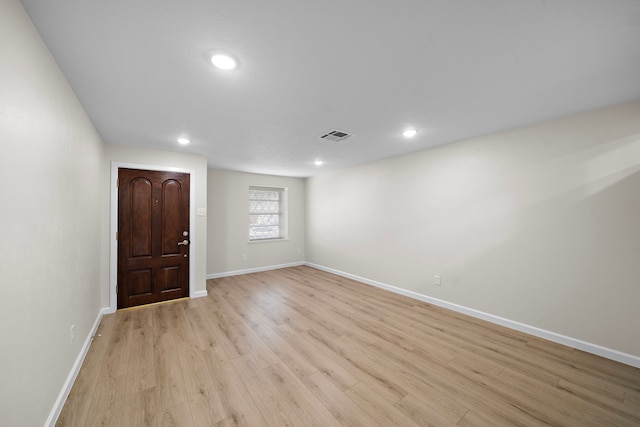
[249,187,284,240]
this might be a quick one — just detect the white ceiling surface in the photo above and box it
[20,0,640,177]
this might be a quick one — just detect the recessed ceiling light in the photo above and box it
[177,137,191,145]
[314,160,324,166]
[211,53,237,70]
[402,129,418,138]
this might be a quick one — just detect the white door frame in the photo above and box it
[108,161,196,313]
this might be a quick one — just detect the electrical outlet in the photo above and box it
[70,325,75,344]
[434,275,441,286]
[242,254,248,261]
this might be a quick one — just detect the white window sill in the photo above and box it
[248,238,290,244]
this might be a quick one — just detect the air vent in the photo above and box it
[319,129,353,143]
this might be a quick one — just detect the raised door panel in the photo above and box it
[161,179,182,256]
[130,178,153,258]
[129,269,153,297]
[159,266,181,293]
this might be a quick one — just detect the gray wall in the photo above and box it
[306,100,640,358]
[0,1,105,425]
[207,169,305,276]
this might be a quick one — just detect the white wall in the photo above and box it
[0,1,104,425]
[103,144,208,305]
[207,169,305,276]
[306,100,640,359]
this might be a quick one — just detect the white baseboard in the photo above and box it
[305,262,640,369]
[191,289,208,299]
[206,261,305,280]
[45,307,110,427]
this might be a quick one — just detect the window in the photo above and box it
[249,186,287,241]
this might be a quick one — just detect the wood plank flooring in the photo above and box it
[56,266,640,426]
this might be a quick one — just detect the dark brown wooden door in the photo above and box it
[117,168,190,309]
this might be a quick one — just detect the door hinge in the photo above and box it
[115,231,118,240]
[116,283,118,294]
[116,178,119,188]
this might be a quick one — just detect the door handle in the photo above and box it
[178,239,189,246]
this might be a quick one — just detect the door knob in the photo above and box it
[178,239,189,246]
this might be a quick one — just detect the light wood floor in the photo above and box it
[56,266,640,426]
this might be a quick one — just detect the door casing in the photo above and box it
[109,161,196,313]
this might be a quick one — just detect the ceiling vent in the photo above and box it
[319,129,352,143]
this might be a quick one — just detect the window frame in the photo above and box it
[248,186,288,242]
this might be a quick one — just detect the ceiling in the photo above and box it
[20,0,640,177]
